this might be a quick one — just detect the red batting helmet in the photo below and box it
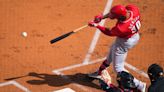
[109,5,127,19]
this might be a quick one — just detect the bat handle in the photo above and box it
[73,25,88,33]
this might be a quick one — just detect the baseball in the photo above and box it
[22,32,27,37]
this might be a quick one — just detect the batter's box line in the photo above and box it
[52,57,149,79]
[0,80,30,92]
[52,57,106,73]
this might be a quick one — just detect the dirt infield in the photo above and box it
[0,0,164,92]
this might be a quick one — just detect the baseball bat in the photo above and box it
[50,25,88,44]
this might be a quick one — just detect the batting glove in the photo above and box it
[88,21,98,27]
[94,14,103,23]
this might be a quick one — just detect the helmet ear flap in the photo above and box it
[118,16,126,21]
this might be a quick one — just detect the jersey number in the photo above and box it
[131,20,141,33]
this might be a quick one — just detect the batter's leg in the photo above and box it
[87,44,115,79]
[112,34,146,91]
[98,44,115,74]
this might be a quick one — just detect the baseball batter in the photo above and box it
[88,5,146,92]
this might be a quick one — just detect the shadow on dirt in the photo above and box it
[4,72,101,90]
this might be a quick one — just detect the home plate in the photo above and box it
[54,88,75,92]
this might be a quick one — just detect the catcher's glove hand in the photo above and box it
[100,69,112,85]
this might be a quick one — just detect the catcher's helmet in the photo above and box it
[117,71,136,89]
[109,5,127,19]
[148,63,163,83]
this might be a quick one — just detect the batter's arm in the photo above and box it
[96,25,118,36]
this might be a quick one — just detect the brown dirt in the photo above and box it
[0,0,164,92]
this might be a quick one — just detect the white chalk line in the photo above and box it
[83,0,113,64]
[0,81,14,87]
[0,80,30,92]
[52,57,106,73]
[125,62,149,78]
[53,57,148,79]
[53,88,75,92]
[12,81,30,92]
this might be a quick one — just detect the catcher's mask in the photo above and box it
[117,71,136,90]
[147,63,164,83]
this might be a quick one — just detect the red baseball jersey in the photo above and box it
[97,5,141,38]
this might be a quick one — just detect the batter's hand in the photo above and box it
[88,21,98,27]
[94,14,103,23]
